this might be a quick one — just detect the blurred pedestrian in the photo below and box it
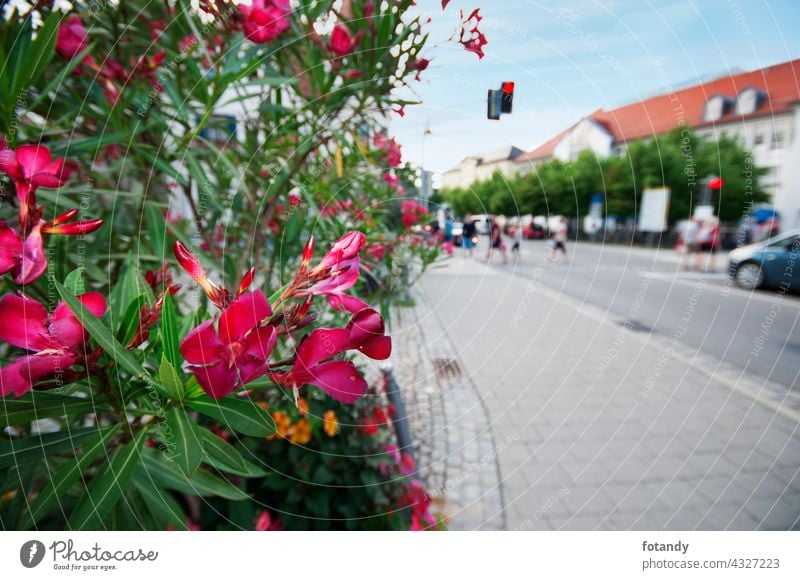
[679,217,700,270]
[462,212,476,257]
[511,221,523,258]
[696,216,721,272]
[487,217,508,264]
[548,216,570,263]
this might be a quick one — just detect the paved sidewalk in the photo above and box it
[394,254,800,530]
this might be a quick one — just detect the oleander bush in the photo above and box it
[0,0,484,530]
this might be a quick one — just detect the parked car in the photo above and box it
[728,229,800,290]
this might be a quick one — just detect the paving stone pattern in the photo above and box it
[387,256,800,530]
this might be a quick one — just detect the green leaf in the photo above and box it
[131,471,189,530]
[0,428,101,469]
[0,392,97,427]
[160,292,181,370]
[68,428,148,530]
[144,202,167,261]
[63,267,86,295]
[56,280,146,378]
[200,428,246,472]
[117,294,146,344]
[158,357,184,401]
[186,397,276,437]
[138,450,249,500]
[18,425,120,530]
[165,407,202,476]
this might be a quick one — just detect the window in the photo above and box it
[771,130,785,149]
[735,87,766,115]
[753,132,765,146]
[703,95,733,121]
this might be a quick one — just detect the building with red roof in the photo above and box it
[515,58,800,227]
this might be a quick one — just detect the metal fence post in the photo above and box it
[381,362,417,478]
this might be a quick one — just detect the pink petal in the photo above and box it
[16,224,47,285]
[296,328,350,368]
[0,222,22,275]
[180,320,224,365]
[307,360,367,403]
[50,292,107,349]
[347,308,384,342]
[188,361,238,400]
[0,352,78,398]
[0,149,22,181]
[327,293,368,313]
[357,335,392,360]
[242,325,277,363]
[15,145,52,180]
[0,293,51,351]
[218,290,271,345]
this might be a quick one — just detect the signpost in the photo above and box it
[638,187,671,233]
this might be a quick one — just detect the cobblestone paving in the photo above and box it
[397,254,800,531]
[384,294,505,530]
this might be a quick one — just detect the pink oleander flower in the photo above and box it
[329,25,360,57]
[373,133,402,168]
[0,292,106,398]
[239,0,292,44]
[180,291,277,399]
[0,144,66,207]
[56,16,89,60]
[0,221,46,286]
[0,209,103,286]
[271,328,367,403]
[401,200,428,230]
[346,308,391,360]
[288,192,303,207]
[457,9,488,59]
[304,232,366,298]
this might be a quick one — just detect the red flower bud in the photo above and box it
[42,218,104,236]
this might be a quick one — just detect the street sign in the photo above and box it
[638,187,671,232]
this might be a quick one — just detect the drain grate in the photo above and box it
[432,357,463,379]
[619,319,654,333]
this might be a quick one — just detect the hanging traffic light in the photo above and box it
[487,81,515,120]
[501,82,514,114]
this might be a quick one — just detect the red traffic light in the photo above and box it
[502,82,515,94]
[708,177,725,190]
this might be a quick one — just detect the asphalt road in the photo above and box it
[476,236,800,390]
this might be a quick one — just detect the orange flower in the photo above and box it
[288,418,311,445]
[297,397,309,416]
[269,411,291,440]
[323,410,338,437]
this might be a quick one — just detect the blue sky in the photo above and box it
[390,0,800,176]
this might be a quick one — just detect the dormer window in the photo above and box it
[735,87,766,115]
[703,95,733,122]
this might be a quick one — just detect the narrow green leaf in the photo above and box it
[131,471,189,530]
[0,392,98,427]
[186,397,276,437]
[0,428,100,469]
[165,407,202,476]
[19,425,120,530]
[160,292,181,370]
[68,428,148,530]
[200,428,246,472]
[158,357,184,401]
[55,280,146,378]
[139,450,249,500]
